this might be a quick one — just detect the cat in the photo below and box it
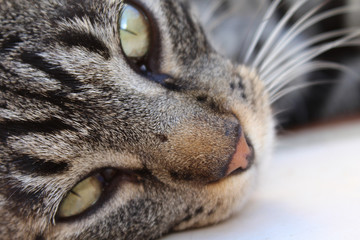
[0,0,359,239]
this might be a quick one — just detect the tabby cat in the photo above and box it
[0,0,359,239]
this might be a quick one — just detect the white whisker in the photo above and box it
[271,108,291,119]
[244,0,282,64]
[270,80,331,104]
[238,0,270,61]
[261,28,359,78]
[268,61,358,97]
[333,41,360,47]
[260,1,327,71]
[263,30,360,86]
[252,0,308,68]
[260,5,360,78]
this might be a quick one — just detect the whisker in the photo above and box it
[333,41,360,47]
[252,0,308,68]
[244,0,282,64]
[269,80,331,104]
[260,5,360,78]
[238,0,270,61]
[260,0,328,72]
[268,61,358,96]
[261,28,359,78]
[271,108,291,119]
[263,30,360,85]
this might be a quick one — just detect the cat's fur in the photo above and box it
[0,0,359,239]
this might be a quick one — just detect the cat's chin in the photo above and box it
[172,168,257,232]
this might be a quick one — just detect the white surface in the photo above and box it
[163,120,360,240]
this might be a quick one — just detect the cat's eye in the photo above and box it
[57,169,117,218]
[118,2,171,87]
[119,3,151,59]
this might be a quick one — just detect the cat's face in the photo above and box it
[0,0,274,239]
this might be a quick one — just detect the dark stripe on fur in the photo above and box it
[19,51,82,91]
[57,30,110,60]
[0,84,81,114]
[0,34,22,53]
[0,117,76,136]
[12,155,69,176]
[0,61,88,112]
[162,1,210,64]
[169,170,194,181]
[176,206,204,226]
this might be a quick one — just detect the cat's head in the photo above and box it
[0,0,274,239]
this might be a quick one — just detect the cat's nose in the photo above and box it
[226,133,254,176]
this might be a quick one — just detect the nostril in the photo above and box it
[226,133,254,176]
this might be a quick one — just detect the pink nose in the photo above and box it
[226,133,253,175]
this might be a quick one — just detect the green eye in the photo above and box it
[57,175,102,218]
[119,3,151,59]
[57,169,118,218]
